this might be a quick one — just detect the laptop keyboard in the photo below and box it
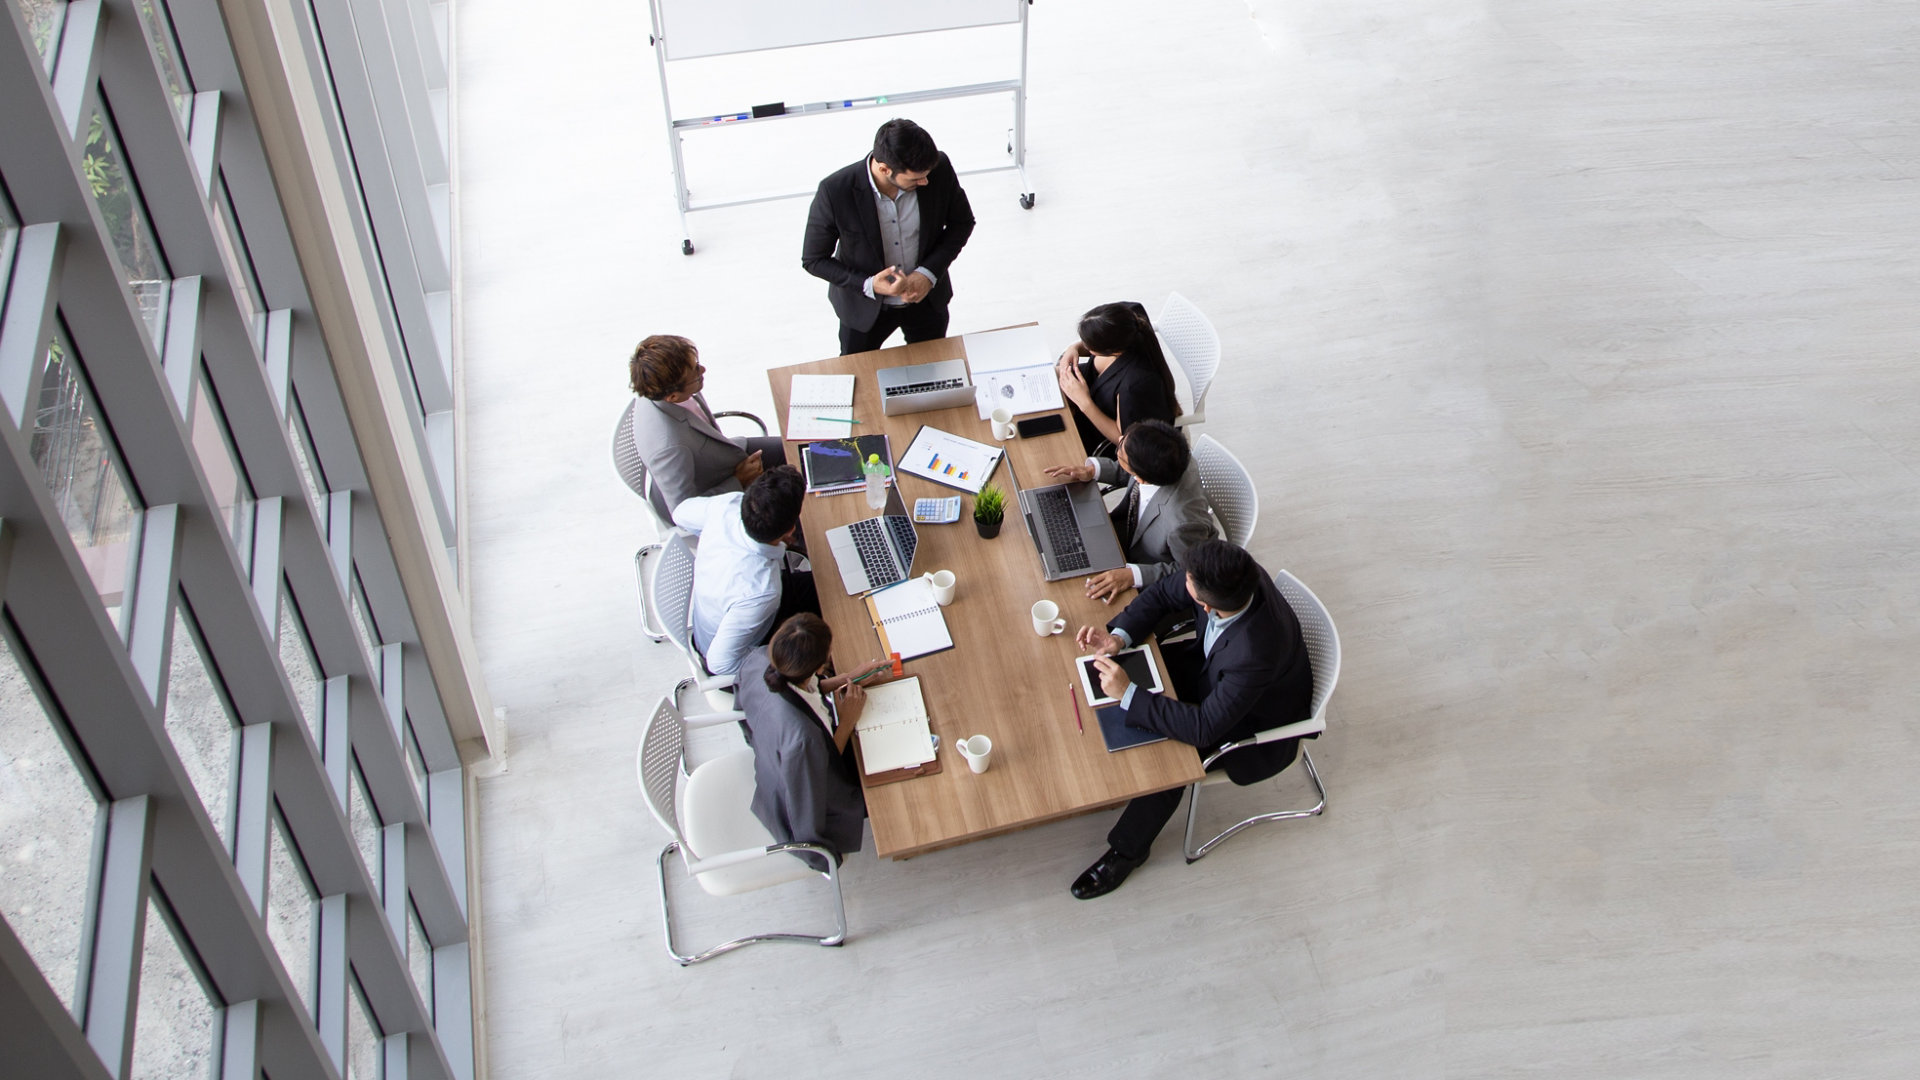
[848,518,899,585]
[1034,489,1091,572]
[883,377,965,397]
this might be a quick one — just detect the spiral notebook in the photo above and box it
[854,676,938,775]
[863,576,953,661]
[785,374,856,440]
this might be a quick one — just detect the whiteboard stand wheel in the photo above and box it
[1019,193,1035,210]
[682,239,695,256]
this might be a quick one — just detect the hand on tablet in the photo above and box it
[1092,655,1131,699]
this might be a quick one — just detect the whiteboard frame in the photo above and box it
[647,0,1034,255]
[656,0,1023,61]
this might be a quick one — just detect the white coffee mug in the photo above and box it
[922,569,956,606]
[991,407,1016,441]
[1031,599,1067,636]
[956,734,993,774]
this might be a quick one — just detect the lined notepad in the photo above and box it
[864,576,953,661]
[855,676,937,774]
[785,374,856,440]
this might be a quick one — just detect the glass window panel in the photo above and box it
[277,585,322,741]
[0,630,99,1015]
[402,715,427,810]
[266,812,314,1016]
[30,334,143,630]
[13,0,66,72]
[350,574,377,656]
[213,179,263,327]
[189,364,254,561]
[133,0,194,130]
[163,605,236,846]
[347,976,381,1080]
[287,403,326,513]
[1,192,18,301]
[407,900,431,1014]
[83,101,171,345]
[348,758,379,886]
[130,895,220,1080]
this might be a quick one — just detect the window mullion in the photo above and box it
[161,276,206,417]
[80,795,152,1079]
[125,504,180,702]
[0,223,66,428]
[50,1,105,140]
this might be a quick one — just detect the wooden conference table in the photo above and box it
[769,331,1204,859]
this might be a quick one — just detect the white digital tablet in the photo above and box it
[1076,646,1165,707]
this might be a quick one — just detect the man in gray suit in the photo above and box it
[627,335,786,520]
[1043,419,1215,605]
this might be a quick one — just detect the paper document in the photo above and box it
[855,676,937,774]
[865,576,953,660]
[785,374,856,440]
[899,426,1003,495]
[965,325,1064,419]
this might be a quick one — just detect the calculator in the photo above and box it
[913,496,963,524]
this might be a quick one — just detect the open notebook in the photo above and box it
[785,374,856,440]
[855,676,937,774]
[865,576,952,660]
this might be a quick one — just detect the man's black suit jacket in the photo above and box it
[1110,568,1315,784]
[800,153,976,333]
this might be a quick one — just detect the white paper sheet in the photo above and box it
[961,325,1052,373]
[898,426,1003,494]
[974,367,1064,419]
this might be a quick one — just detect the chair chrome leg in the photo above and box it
[1183,748,1327,864]
[656,842,848,966]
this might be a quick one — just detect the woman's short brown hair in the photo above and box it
[629,335,698,399]
[764,614,834,691]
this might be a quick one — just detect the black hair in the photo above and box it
[1185,540,1259,611]
[741,465,805,544]
[871,118,939,174]
[1077,302,1182,418]
[764,614,835,692]
[1118,419,1189,486]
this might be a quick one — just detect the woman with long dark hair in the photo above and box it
[1055,301,1182,456]
[735,615,892,869]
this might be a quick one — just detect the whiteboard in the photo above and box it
[657,0,1022,61]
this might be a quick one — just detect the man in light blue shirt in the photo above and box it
[672,466,816,678]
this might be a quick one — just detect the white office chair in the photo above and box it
[1192,434,1259,548]
[612,398,769,532]
[638,682,847,965]
[648,534,738,711]
[1182,569,1340,862]
[1156,292,1220,428]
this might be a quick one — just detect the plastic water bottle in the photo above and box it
[863,453,889,509]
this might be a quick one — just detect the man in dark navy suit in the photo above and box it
[1071,540,1316,899]
[801,119,976,355]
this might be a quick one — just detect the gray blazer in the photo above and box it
[735,647,866,871]
[627,393,748,519]
[1095,456,1215,586]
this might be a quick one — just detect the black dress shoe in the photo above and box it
[1070,848,1147,900]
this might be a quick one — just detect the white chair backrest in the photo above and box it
[612,399,674,528]
[656,534,698,657]
[1273,570,1341,724]
[1192,434,1259,548]
[636,694,688,842]
[1157,292,1221,414]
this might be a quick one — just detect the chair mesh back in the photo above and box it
[657,534,698,654]
[1157,292,1221,408]
[1274,570,1341,725]
[637,694,687,841]
[612,400,674,527]
[1192,434,1259,548]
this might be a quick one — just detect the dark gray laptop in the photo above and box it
[877,358,975,416]
[1004,456,1126,581]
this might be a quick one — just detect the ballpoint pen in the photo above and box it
[813,416,862,424]
[1069,682,1083,733]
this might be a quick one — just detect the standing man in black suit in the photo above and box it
[801,118,977,355]
[1069,540,1316,899]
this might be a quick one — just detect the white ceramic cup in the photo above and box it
[1031,599,1067,636]
[956,734,993,773]
[991,407,1016,440]
[922,569,956,606]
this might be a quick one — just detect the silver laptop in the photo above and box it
[877,358,975,416]
[1004,456,1127,581]
[823,485,919,594]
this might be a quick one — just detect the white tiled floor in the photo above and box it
[457,1,1920,1075]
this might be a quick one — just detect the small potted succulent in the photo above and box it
[972,483,1006,539]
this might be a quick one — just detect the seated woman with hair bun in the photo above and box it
[1055,301,1182,457]
[735,614,893,871]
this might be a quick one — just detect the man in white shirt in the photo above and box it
[1042,419,1214,604]
[671,465,816,678]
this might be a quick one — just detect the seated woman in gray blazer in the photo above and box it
[628,335,787,520]
[736,615,892,871]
